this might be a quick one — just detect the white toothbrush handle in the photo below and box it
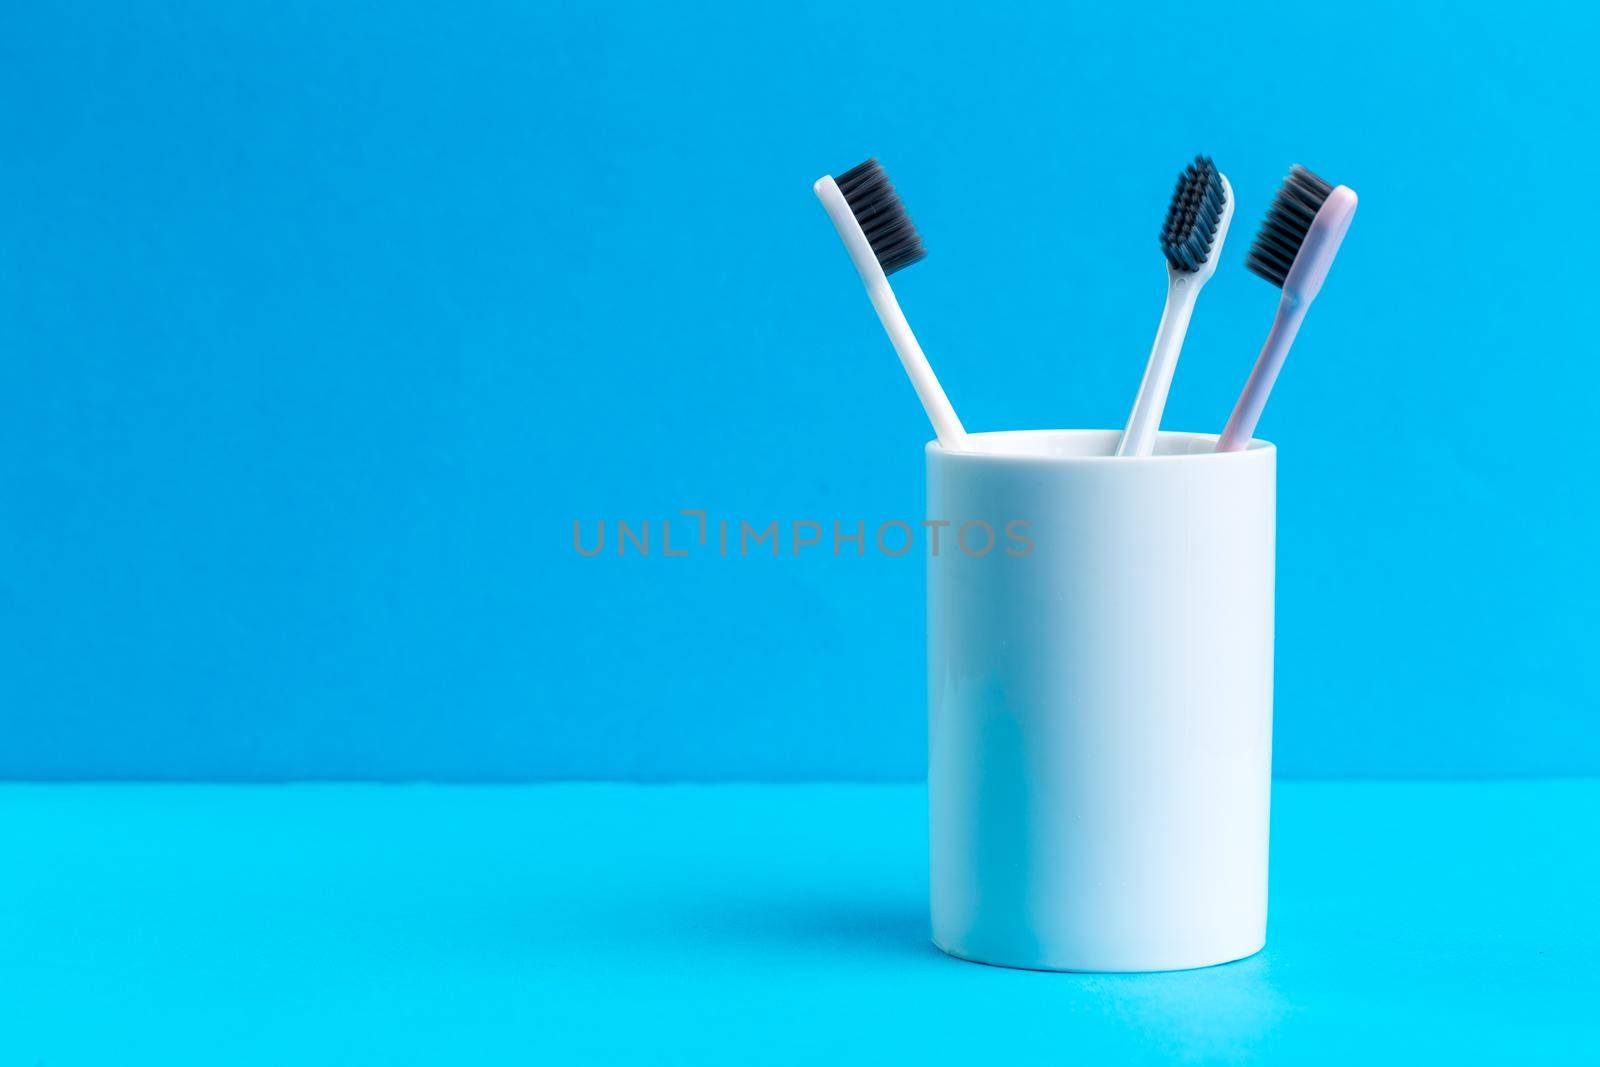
[1116,275,1199,457]
[1217,295,1307,452]
[814,176,966,450]
[861,276,966,449]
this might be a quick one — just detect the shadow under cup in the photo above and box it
[926,429,1275,972]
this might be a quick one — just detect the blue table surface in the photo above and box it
[2,782,1597,1065]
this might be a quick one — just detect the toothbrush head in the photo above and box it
[832,159,926,275]
[1246,166,1357,301]
[1160,155,1229,275]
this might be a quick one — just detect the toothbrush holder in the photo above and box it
[926,429,1275,972]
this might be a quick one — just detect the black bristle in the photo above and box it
[1245,165,1336,288]
[835,159,926,275]
[1159,155,1225,273]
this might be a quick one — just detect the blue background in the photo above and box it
[2,1,1595,780]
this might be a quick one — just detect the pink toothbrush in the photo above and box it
[1217,166,1358,452]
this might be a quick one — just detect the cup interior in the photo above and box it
[932,429,1271,461]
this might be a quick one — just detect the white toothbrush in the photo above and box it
[1116,157,1234,457]
[814,159,966,450]
[1217,165,1358,452]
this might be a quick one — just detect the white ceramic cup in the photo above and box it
[926,429,1275,972]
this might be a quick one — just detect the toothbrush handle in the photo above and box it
[864,278,967,449]
[1116,277,1198,457]
[1217,295,1307,452]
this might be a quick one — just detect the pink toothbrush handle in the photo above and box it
[1217,296,1306,452]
